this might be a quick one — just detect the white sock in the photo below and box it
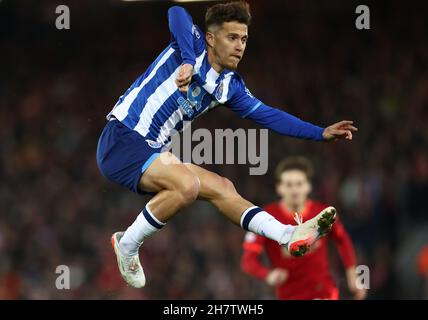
[119,205,166,256]
[240,206,295,245]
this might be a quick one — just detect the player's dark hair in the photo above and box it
[205,1,251,30]
[275,156,314,182]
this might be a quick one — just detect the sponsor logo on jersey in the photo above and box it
[177,96,194,117]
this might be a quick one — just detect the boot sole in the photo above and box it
[289,207,337,257]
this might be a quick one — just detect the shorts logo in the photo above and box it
[145,139,163,149]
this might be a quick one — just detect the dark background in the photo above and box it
[1,0,428,299]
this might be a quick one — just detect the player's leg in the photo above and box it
[184,163,337,256]
[97,121,203,288]
[183,163,295,243]
[139,152,201,222]
[117,152,201,257]
[111,152,202,288]
[183,163,253,225]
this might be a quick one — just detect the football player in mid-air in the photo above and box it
[96,1,357,288]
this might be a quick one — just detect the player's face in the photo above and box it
[276,170,311,208]
[207,21,248,70]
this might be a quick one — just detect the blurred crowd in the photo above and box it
[1,0,427,299]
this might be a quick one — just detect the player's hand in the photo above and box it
[175,63,194,93]
[265,268,289,286]
[322,120,358,142]
[346,267,367,300]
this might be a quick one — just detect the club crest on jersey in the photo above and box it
[145,139,163,149]
[214,82,224,101]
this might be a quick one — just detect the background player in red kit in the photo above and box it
[241,157,367,300]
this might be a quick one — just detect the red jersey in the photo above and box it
[241,200,356,300]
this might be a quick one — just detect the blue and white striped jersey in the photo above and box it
[107,13,261,145]
[106,6,325,144]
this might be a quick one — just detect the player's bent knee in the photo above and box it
[222,177,237,192]
[177,174,200,206]
[220,177,238,196]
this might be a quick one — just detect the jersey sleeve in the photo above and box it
[240,231,271,280]
[225,76,325,141]
[192,24,206,57]
[242,231,266,254]
[329,215,357,268]
[224,75,263,118]
[168,6,205,65]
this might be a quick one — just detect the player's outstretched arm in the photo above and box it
[226,78,358,142]
[245,103,358,142]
